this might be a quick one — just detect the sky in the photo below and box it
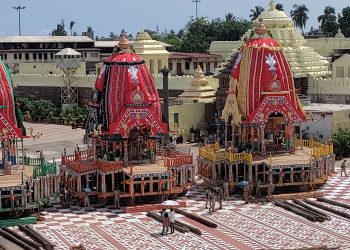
[1,0,349,38]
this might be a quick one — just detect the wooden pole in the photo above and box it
[21,138,24,170]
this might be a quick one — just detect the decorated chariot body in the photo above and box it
[61,37,194,205]
[198,20,335,193]
[0,59,58,217]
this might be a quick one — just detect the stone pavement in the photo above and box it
[15,164,349,250]
[10,123,350,249]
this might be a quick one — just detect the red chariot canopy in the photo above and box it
[231,22,306,124]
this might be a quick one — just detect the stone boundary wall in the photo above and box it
[13,73,218,91]
[13,73,219,106]
[308,77,350,104]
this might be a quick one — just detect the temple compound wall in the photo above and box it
[12,73,218,105]
[309,77,350,104]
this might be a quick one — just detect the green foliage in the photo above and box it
[178,16,251,52]
[318,6,338,37]
[339,7,350,37]
[51,20,67,36]
[290,4,309,32]
[249,6,265,21]
[333,129,350,158]
[16,97,88,126]
[276,4,284,11]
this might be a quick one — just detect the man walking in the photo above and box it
[256,180,262,198]
[243,185,250,204]
[84,193,91,211]
[114,188,121,209]
[341,160,348,177]
[223,181,229,201]
[169,208,175,234]
[162,211,170,236]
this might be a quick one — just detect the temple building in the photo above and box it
[198,19,334,192]
[168,67,216,138]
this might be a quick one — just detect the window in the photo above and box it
[174,113,179,127]
[14,54,17,60]
[25,53,29,60]
[4,54,7,60]
[185,62,190,70]
[44,53,48,60]
[33,53,37,60]
[168,62,173,70]
[18,53,22,60]
[214,61,218,68]
[50,53,54,59]
[336,67,344,77]
[38,53,42,59]
[193,62,197,69]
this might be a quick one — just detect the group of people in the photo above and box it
[160,208,176,236]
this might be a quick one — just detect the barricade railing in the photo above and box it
[199,147,253,164]
[295,139,333,157]
[33,162,57,179]
[96,160,123,172]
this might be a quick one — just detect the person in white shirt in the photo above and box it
[169,208,175,234]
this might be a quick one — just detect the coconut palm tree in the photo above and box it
[250,6,264,21]
[318,6,338,36]
[290,4,309,33]
[69,21,76,36]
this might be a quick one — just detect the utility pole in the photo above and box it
[13,5,26,36]
[192,0,201,19]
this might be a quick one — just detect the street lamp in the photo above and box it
[192,0,201,19]
[13,5,26,36]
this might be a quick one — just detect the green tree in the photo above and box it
[69,21,76,36]
[249,6,265,21]
[333,129,350,158]
[178,15,251,52]
[339,7,350,37]
[290,4,309,33]
[318,6,338,37]
[51,21,67,36]
[276,3,284,11]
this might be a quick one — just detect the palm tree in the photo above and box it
[290,4,309,33]
[276,3,284,11]
[318,6,336,28]
[225,13,235,21]
[69,21,76,36]
[250,6,264,21]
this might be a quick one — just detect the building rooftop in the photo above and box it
[0,36,94,43]
[169,52,221,60]
[303,103,350,112]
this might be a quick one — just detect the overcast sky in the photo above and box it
[1,0,348,37]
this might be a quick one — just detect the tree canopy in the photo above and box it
[51,20,67,36]
[339,7,350,37]
[318,6,338,37]
[276,3,284,11]
[149,15,251,53]
[249,6,264,21]
[290,4,309,32]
